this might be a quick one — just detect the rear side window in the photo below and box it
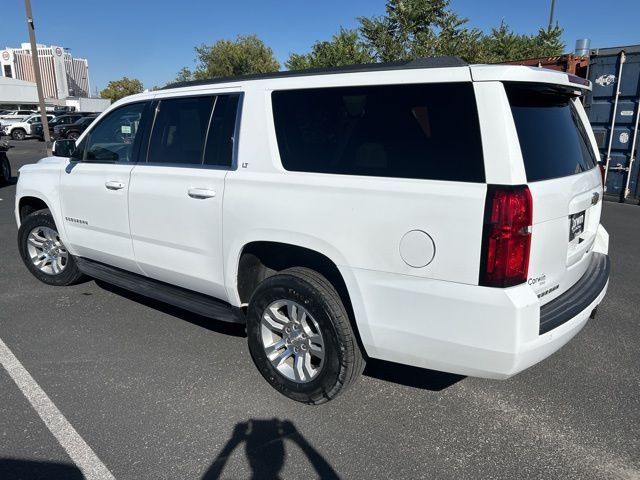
[204,95,240,167]
[506,84,598,182]
[148,96,215,165]
[146,94,241,167]
[272,83,485,182]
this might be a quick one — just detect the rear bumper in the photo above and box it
[344,235,610,379]
[540,253,610,334]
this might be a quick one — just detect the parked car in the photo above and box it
[0,140,11,185]
[15,58,610,404]
[0,110,36,121]
[52,116,97,140]
[1,114,56,140]
[32,112,97,141]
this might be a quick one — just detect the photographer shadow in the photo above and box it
[202,418,339,480]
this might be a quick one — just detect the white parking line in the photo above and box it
[0,336,115,480]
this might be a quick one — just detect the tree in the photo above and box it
[100,77,144,102]
[191,34,279,80]
[288,0,564,67]
[358,0,482,61]
[480,22,565,63]
[174,66,194,83]
[286,28,374,70]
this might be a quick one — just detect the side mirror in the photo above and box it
[52,139,76,158]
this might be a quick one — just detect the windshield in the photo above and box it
[505,83,598,182]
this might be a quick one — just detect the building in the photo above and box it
[1,43,90,99]
[0,76,38,109]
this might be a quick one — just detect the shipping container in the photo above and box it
[500,46,640,202]
[584,45,640,202]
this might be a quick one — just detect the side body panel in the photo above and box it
[223,73,487,355]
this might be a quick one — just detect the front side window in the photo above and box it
[77,102,145,162]
[271,83,485,182]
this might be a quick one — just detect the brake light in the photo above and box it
[480,185,533,288]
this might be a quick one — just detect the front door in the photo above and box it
[128,93,241,300]
[59,101,148,273]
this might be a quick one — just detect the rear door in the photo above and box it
[505,83,602,305]
[128,93,241,300]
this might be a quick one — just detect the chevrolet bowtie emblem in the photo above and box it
[591,192,600,205]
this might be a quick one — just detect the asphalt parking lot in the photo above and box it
[0,139,639,480]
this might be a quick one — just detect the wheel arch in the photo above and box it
[231,239,368,356]
[18,195,50,222]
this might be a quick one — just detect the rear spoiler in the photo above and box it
[470,65,592,91]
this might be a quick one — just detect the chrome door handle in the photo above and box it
[105,181,125,190]
[188,188,216,199]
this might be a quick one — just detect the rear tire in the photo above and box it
[18,209,86,286]
[247,267,365,404]
[67,131,80,140]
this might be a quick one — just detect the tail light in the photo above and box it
[598,162,606,187]
[480,185,533,288]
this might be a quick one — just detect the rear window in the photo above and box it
[506,84,598,182]
[272,83,485,182]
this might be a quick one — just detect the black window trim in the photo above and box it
[140,92,244,171]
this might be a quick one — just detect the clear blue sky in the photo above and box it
[2,0,639,93]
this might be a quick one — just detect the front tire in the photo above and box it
[67,131,80,140]
[247,267,365,404]
[11,129,25,141]
[18,209,85,286]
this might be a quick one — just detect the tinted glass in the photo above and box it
[506,84,598,182]
[203,94,240,167]
[272,83,484,182]
[78,102,145,162]
[147,96,215,165]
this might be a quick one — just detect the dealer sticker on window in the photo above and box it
[569,211,585,241]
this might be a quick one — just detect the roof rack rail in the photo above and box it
[162,56,468,90]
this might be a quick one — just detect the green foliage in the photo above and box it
[480,22,565,63]
[288,0,565,68]
[285,28,374,70]
[174,66,194,83]
[190,34,279,80]
[174,2,566,78]
[99,77,144,102]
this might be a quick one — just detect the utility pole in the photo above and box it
[548,0,556,31]
[24,0,52,156]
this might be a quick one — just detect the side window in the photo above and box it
[78,102,145,162]
[271,83,485,182]
[147,96,215,165]
[203,94,240,167]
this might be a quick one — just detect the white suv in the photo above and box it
[15,58,610,404]
[1,113,55,140]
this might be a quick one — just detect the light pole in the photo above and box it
[24,0,52,156]
[548,0,556,31]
